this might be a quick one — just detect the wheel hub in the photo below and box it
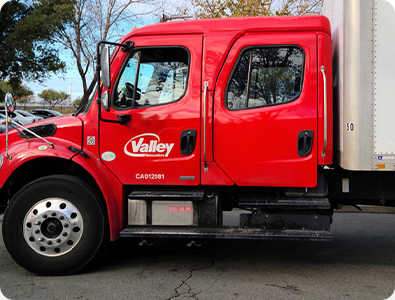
[41,218,63,238]
[23,198,83,257]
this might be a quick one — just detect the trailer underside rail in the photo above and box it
[120,226,333,241]
[238,198,331,210]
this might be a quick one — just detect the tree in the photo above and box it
[0,81,33,103]
[177,0,322,18]
[38,89,69,108]
[0,0,75,88]
[52,0,163,107]
[72,96,82,108]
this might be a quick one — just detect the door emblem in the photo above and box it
[101,151,116,162]
[124,133,174,158]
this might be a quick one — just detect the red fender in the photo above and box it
[71,151,124,240]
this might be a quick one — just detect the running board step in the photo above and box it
[238,198,331,210]
[129,190,205,201]
[120,226,332,241]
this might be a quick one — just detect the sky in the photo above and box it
[28,70,85,102]
[25,15,158,102]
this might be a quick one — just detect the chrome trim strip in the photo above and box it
[321,65,327,158]
[203,81,209,172]
[5,108,10,160]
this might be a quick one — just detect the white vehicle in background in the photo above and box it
[0,114,12,134]
[0,109,43,125]
[14,110,43,125]
[0,111,21,126]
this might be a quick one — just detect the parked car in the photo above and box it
[0,112,17,134]
[28,109,63,119]
[14,110,43,125]
[0,115,7,134]
[0,110,42,125]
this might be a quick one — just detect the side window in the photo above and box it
[226,46,304,110]
[114,48,189,109]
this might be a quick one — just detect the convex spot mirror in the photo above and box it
[5,93,15,113]
[102,46,111,89]
[101,90,110,111]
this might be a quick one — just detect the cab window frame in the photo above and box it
[111,46,191,111]
[225,44,305,111]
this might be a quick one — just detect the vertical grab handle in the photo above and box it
[5,106,10,160]
[320,66,327,158]
[203,81,209,172]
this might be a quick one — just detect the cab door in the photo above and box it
[213,32,318,187]
[99,35,202,185]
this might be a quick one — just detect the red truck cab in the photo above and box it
[0,16,333,274]
[95,16,332,188]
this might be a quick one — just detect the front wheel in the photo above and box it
[2,175,104,275]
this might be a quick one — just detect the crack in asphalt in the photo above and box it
[138,256,159,276]
[164,264,212,300]
[266,283,302,295]
[165,243,253,300]
[185,282,201,300]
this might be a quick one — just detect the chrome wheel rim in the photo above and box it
[23,198,83,257]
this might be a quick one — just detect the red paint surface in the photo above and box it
[124,16,330,39]
[0,116,82,189]
[99,35,202,186]
[213,32,319,187]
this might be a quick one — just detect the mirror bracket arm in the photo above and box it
[96,40,134,124]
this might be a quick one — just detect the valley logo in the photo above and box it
[124,133,174,158]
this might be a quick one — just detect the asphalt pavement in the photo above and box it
[1,212,395,300]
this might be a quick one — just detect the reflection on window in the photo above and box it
[114,48,189,109]
[227,47,304,109]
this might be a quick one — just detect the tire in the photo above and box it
[2,175,104,275]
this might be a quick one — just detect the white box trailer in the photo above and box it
[323,0,395,171]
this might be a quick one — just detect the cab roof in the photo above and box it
[122,16,331,41]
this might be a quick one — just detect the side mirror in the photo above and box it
[101,46,111,89]
[5,93,15,113]
[101,90,110,111]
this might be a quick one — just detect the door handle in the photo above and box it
[297,130,314,157]
[117,114,131,125]
[181,129,197,156]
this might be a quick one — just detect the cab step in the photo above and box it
[238,197,331,210]
[128,190,205,201]
[120,226,332,241]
